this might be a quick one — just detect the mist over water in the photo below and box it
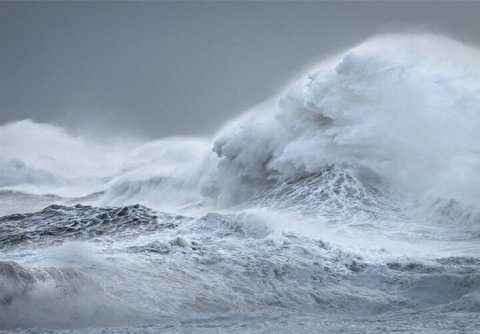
[2,34,480,332]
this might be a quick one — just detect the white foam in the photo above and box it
[205,34,480,219]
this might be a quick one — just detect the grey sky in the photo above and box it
[2,1,480,138]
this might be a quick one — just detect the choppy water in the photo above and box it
[2,34,480,333]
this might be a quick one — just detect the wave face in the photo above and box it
[2,34,480,332]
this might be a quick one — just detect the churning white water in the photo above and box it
[1,34,480,333]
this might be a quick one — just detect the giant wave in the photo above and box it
[1,34,480,332]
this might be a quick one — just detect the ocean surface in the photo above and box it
[1,34,480,333]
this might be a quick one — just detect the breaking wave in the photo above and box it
[3,34,480,222]
[205,34,480,223]
[2,34,480,331]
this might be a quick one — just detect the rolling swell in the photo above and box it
[1,202,480,330]
[0,204,188,249]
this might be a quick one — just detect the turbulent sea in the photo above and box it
[2,34,480,333]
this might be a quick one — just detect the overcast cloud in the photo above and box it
[2,1,480,138]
